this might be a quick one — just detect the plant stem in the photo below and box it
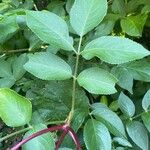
[67,126,81,150]
[67,36,83,124]
[0,126,32,143]
[10,124,81,150]
[0,49,29,54]
[45,120,65,125]
[10,125,66,150]
[132,110,150,120]
[55,130,68,150]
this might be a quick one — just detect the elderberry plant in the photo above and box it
[0,0,150,150]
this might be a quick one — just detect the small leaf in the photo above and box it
[0,88,32,127]
[24,52,72,80]
[70,0,107,36]
[121,14,148,37]
[66,0,75,13]
[0,77,16,88]
[12,54,28,80]
[72,109,88,132]
[118,92,135,117]
[0,58,12,77]
[142,112,150,133]
[112,0,126,16]
[0,15,19,43]
[82,36,150,64]
[126,121,149,150]
[84,119,111,150]
[122,59,150,82]
[22,124,55,150]
[95,18,115,37]
[77,67,118,95]
[92,103,126,138]
[113,137,132,147]
[111,66,133,94]
[26,11,74,51]
[142,89,150,111]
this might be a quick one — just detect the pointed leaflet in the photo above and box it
[70,0,107,36]
[122,59,150,82]
[77,67,118,95]
[111,0,126,17]
[0,14,19,43]
[0,88,32,127]
[113,137,132,147]
[118,92,135,118]
[24,52,72,80]
[92,103,126,138]
[84,119,111,150]
[142,89,150,111]
[22,124,55,150]
[26,11,74,51]
[142,112,150,133]
[12,54,28,80]
[121,14,147,37]
[111,66,133,94]
[126,121,149,150]
[82,36,150,64]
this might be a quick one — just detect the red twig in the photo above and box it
[10,124,81,150]
[55,130,68,150]
[10,125,66,150]
[67,126,82,150]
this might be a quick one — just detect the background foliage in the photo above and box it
[0,0,150,149]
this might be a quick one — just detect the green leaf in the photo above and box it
[142,5,150,14]
[27,80,89,126]
[72,109,88,132]
[70,0,107,36]
[12,54,28,80]
[22,124,55,150]
[111,0,126,17]
[122,60,150,82]
[24,52,72,80]
[113,137,132,147]
[26,11,74,51]
[0,58,12,77]
[0,15,19,43]
[84,119,111,150]
[118,92,135,117]
[92,103,126,138]
[111,66,133,94]
[142,112,150,133]
[121,14,148,37]
[82,36,150,64]
[77,67,118,95]
[95,18,115,37]
[66,0,75,13]
[0,88,32,127]
[115,147,125,150]
[0,77,16,88]
[126,121,149,150]
[142,112,150,132]
[47,1,66,17]
[24,30,43,51]
[109,100,119,112]
[0,59,13,87]
[0,3,10,14]
[142,89,150,111]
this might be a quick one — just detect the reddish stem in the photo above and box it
[10,125,66,150]
[67,126,82,150]
[10,124,81,150]
[55,130,68,150]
